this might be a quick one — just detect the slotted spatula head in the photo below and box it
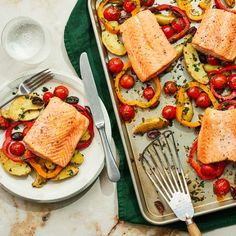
[141,130,194,221]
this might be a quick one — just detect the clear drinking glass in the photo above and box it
[1,16,50,64]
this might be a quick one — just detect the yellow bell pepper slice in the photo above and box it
[114,61,161,109]
[176,82,219,128]
[176,0,211,22]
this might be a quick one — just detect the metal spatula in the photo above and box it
[141,130,201,236]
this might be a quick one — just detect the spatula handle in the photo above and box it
[186,219,202,236]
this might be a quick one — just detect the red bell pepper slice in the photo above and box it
[73,104,94,150]
[215,0,236,14]
[210,83,236,101]
[208,65,236,77]
[188,140,227,180]
[218,99,236,110]
[2,121,34,162]
[156,4,190,43]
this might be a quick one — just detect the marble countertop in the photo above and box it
[0,1,235,235]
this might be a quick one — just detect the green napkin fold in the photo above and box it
[64,0,236,232]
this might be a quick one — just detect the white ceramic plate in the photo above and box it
[0,70,111,202]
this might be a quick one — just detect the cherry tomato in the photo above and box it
[119,104,135,121]
[103,6,121,21]
[108,58,124,74]
[187,86,201,100]
[9,142,25,156]
[0,116,10,130]
[43,91,54,103]
[211,74,228,90]
[53,86,69,100]
[228,74,236,90]
[213,178,230,196]
[207,55,219,65]
[171,18,185,33]
[201,164,216,177]
[161,25,174,39]
[163,81,177,95]
[120,74,135,89]
[141,0,155,6]
[143,87,155,100]
[196,92,211,108]
[123,1,136,13]
[162,105,176,120]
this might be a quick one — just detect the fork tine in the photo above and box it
[26,70,52,87]
[24,68,50,85]
[29,73,54,92]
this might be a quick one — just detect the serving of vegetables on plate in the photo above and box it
[0,72,111,202]
[95,0,236,214]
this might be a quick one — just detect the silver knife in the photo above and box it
[80,52,120,182]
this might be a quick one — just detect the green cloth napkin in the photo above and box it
[64,0,236,232]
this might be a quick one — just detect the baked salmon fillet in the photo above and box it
[197,108,236,164]
[24,97,89,167]
[120,10,177,82]
[192,9,236,61]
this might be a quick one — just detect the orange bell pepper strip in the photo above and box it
[97,0,140,34]
[114,61,161,109]
[176,82,219,128]
[176,0,211,22]
[28,159,63,179]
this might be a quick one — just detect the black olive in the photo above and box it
[31,97,44,106]
[147,130,161,139]
[65,96,79,104]
[198,53,207,64]
[11,132,23,141]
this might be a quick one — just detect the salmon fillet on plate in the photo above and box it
[120,10,177,82]
[24,97,89,167]
[197,108,236,164]
[192,9,236,61]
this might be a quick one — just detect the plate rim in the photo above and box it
[0,69,112,203]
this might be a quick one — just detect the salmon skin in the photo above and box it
[120,10,177,82]
[24,97,89,167]
[197,108,236,164]
[192,9,236,61]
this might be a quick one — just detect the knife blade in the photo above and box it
[79,52,120,182]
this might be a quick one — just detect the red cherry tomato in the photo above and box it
[163,81,177,95]
[0,116,10,130]
[143,87,155,100]
[103,6,121,21]
[187,86,201,100]
[201,164,216,177]
[161,25,174,39]
[162,105,176,120]
[53,86,69,100]
[119,104,135,121]
[196,92,211,108]
[108,58,124,75]
[141,0,155,6]
[228,74,236,90]
[43,91,54,103]
[213,178,230,196]
[120,74,135,89]
[207,55,219,65]
[171,18,185,33]
[9,142,25,156]
[123,1,136,13]
[211,74,228,90]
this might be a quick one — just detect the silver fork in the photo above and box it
[0,69,53,109]
[141,130,202,236]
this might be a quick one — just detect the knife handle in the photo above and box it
[98,126,120,182]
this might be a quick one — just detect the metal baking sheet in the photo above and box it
[88,0,236,224]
